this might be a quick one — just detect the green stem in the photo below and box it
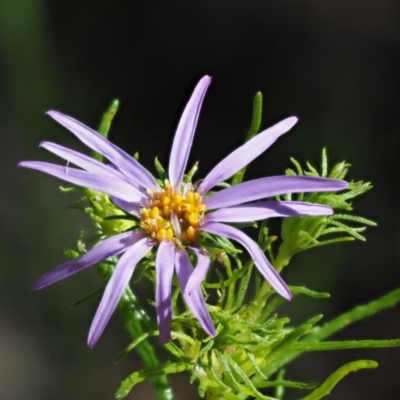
[231,92,263,185]
[260,286,400,379]
[301,360,378,400]
[90,99,175,400]
[306,286,400,342]
[92,100,175,399]
[97,263,175,400]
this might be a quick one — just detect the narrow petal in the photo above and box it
[168,76,211,190]
[32,231,141,290]
[155,241,175,344]
[46,110,157,190]
[201,222,292,300]
[88,236,153,347]
[19,161,145,204]
[175,249,216,337]
[111,196,142,217]
[204,201,333,223]
[40,142,126,179]
[204,176,348,210]
[198,117,298,195]
[184,247,211,294]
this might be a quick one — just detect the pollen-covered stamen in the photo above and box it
[140,180,206,244]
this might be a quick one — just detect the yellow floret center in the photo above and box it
[140,180,206,244]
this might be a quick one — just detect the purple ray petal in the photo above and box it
[32,231,142,290]
[168,76,211,190]
[204,176,348,210]
[111,196,142,217]
[198,117,298,195]
[175,249,216,337]
[204,201,333,223]
[184,247,211,294]
[201,222,292,300]
[88,236,153,347]
[46,110,157,190]
[19,161,145,204]
[155,241,176,344]
[40,141,130,181]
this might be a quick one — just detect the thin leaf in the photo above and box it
[94,99,119,161]
[154,157,168,182]
[264,316,323,366]
[308,287,400,342]
[260,287,400,378]
[231,92,263,185]
[71,287,103,308]
[301,360,378,400]
[232,261,254,309]
[290,339,400,352]
[259,380,318,390]
[116,330,160,363]
[116,362,189,400]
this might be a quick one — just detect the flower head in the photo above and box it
[19,76,348,346]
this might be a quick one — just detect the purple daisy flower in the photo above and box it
[19,76,347,347]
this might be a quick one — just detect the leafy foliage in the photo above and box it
[57,95,399,400]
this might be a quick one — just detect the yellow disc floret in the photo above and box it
[140,180,206,245]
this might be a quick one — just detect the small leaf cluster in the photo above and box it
[277,149,376,264]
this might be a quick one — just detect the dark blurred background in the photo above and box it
[1,0,399,399]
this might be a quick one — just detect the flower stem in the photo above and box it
[97,263,175,400]
[93,99,175,399]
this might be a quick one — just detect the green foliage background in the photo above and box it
[1,1,399,399]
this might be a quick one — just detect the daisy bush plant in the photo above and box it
[20,76,400,400]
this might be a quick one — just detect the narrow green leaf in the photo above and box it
[185,161,199,182]
[308,287,400,342]
[330,213,377,226]
[170,331,196,346]
[190,340,215,383]
[245,350,268,379]
[290,286,330,299]
[306,161,319,176]
[206,349,231,392]
[218,351,246,393]
[203,265,248,289]
[259,380,317,390]
[321,148,328,177]
[116,362,189,400]
[231,92,263,185]
[71,287,103,308]
[116,331,159,362]
[59,185,75,193]
[325,219,366,241]
[259,288,328,322]
[274,369,285,400]
[225,354,277,400]
[94,99,119,161]
[154,157,168,181]
[260,287,400,379]
[244,92,263,141]
[301,360,378,400]
[232,261,254,310]
[264,315,323,366]
[290,157,303,176]
[290,339,400,352]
